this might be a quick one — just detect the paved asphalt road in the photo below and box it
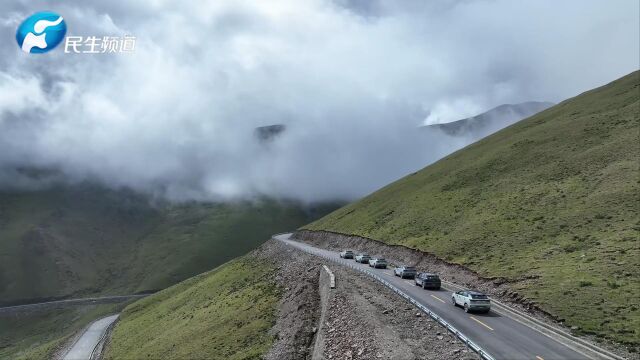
[63,314,119,360]
[275,233,588,360]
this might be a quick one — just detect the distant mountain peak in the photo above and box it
[255,124,286,142]
[425,101,554,138]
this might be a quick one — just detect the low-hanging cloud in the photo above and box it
[0,0,638,202]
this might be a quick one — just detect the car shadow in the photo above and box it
[471,311,502,318]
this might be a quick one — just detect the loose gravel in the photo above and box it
[256,239,479,360]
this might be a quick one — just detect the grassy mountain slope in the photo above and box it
[104,254,278,359]
[0,184,336,304]
[306,71,640,345]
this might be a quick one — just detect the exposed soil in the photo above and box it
[319,264,479,360]
[257,239,324,360]
[258,239,479,360]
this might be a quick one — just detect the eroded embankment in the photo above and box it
[263,239,479,360]
[100,238,483,359]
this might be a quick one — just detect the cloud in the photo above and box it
[0,0,638,202]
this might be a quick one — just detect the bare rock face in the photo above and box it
[255,124,286,143]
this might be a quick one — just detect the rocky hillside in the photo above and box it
[103,239,478,360]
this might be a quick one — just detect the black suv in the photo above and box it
[415,272,441,290]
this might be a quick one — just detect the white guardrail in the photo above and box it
[278,237,496,360]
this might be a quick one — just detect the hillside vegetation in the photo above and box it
[104,254,278,359]
[0,303,126,359]
[306,71,640,345]
[0,184,336,304]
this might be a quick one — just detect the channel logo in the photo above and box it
[16,11,67,54]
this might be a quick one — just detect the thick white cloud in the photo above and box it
[0,0,638,202]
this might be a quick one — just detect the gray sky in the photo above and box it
[0,0,638,202]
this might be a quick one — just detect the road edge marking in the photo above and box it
[470,316,494,331]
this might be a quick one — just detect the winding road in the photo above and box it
[275,233,615,360]
[0,294,148,314]
[63,314,119,360]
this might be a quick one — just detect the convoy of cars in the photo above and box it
[340,249,490,313]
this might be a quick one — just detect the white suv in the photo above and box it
[452,290,491,313]
[355,253,371,263]
[394,266,417,279]
[339,250,354,259]
[368,257,387,269]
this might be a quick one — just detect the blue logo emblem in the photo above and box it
[16,11,67,54]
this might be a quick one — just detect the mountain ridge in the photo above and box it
[424,101,554,138]
[305,70,640,345]
[0,182,338,305]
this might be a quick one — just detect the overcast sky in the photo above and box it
[0,0,638,202]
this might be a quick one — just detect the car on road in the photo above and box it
[368,257,387,268]
[452,290,491,313]
[355,253,371,263]
[394,265,417,279]
[340,250,355,259]
[414,272,441,289]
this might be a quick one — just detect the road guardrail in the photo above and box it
[276,236,496,360]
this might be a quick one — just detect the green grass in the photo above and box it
[104,254,279,359]
[306,71,640,345]
[0,185,337,304]
[0,303,126,360]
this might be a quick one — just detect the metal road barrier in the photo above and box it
[277,237,496,360]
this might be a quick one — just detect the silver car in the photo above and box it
[355,253,371,263]
[452,290,491,313]
[368,257,388,269]
[339,250,354,259]
[394,266,417,279]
